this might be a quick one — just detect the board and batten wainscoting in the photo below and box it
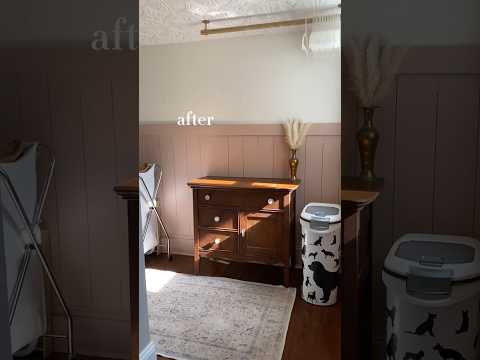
[0,50,137,359]
[139,123,341,260]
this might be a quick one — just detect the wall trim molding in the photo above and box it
[140,122,341,136]
[140,341,157,360]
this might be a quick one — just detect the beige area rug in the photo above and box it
[146,269,296,360]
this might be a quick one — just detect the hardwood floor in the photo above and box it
[18,352,118,360]
[146,254,341,360]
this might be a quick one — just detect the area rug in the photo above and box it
[146,269,296,360]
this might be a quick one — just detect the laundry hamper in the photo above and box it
[299,203,341,306]
[383,233,480,360]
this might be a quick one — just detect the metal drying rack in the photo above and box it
[139,164,172,260]
[0,144,73,359]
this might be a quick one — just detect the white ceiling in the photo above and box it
[140,0,339,45]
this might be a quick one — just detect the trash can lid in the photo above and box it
[300,203,341,224]
[384,233,480,282]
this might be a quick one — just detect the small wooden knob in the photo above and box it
[214,216,221,223]
[268,198,274,205]
[204,194,211,201]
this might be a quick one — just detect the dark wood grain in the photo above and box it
[114,180,138,360]
[146,254,340,360]
[341,183,380,360]
[189,177,298,287]
[24,352,120,360]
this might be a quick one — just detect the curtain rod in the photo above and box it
[200,12,340,36]
[200,4,340,36]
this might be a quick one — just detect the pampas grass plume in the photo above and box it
[283,119,311,150]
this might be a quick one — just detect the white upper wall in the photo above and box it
[140,31,341,124]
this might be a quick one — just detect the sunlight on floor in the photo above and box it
[145,268,176,293]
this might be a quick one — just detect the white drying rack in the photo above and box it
[0,144,73,359]
[139,164,172,260]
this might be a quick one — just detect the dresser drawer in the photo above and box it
[198,189,242,207]
[245,191,284,211]
[198,206,237,229]
[199,230,236,255]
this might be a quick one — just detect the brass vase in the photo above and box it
[357,107,379,182]
[289,149,299,181]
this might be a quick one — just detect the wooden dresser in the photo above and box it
[341,177,382,360]
[188,176,300,287]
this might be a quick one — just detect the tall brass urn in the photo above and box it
[357,107,379,182]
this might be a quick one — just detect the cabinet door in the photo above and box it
[239,211,283,262]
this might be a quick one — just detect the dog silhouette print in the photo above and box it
[455,310,469,334]
[386,306,396,327]
[321,249,335,258]
[405,313,436,337]
[314,236,323,246]
[385,333,397,360]
[433,344,466,360]
[331,235,337,246]
[308,261,337,303]
[403,350,424,360]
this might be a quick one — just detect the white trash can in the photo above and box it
[299,203,341,306]
[383,233,480,360]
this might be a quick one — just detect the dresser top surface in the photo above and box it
[188,176,300,191]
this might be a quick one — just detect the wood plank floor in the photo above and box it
[146,254,341,360]
[19,352,117,360]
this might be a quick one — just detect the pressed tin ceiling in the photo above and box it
[140,0,338,45]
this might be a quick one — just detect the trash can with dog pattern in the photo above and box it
[383,233,480,360]
[299,203,341,306]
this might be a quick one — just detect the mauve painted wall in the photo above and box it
[0,49,137,359]
[140,123,341,260]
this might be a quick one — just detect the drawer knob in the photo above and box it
[267,198,275,205]
[204,194,211,201]
[213,216,221,223]
[214,238,221,245]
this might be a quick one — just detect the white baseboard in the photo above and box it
[159,235,194,256]
[140,341,156,360]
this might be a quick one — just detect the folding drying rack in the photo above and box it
[139,164,172,260]
[0,144,73,359]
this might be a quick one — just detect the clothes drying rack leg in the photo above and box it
[8,244,33,325]
[0,145,74,359]
[139,176,172,260]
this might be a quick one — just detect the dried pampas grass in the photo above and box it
[347,35,407,108]
[283,119,311,150]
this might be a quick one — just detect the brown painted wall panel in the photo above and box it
[434,77,479,235]
[394,75,438,237]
